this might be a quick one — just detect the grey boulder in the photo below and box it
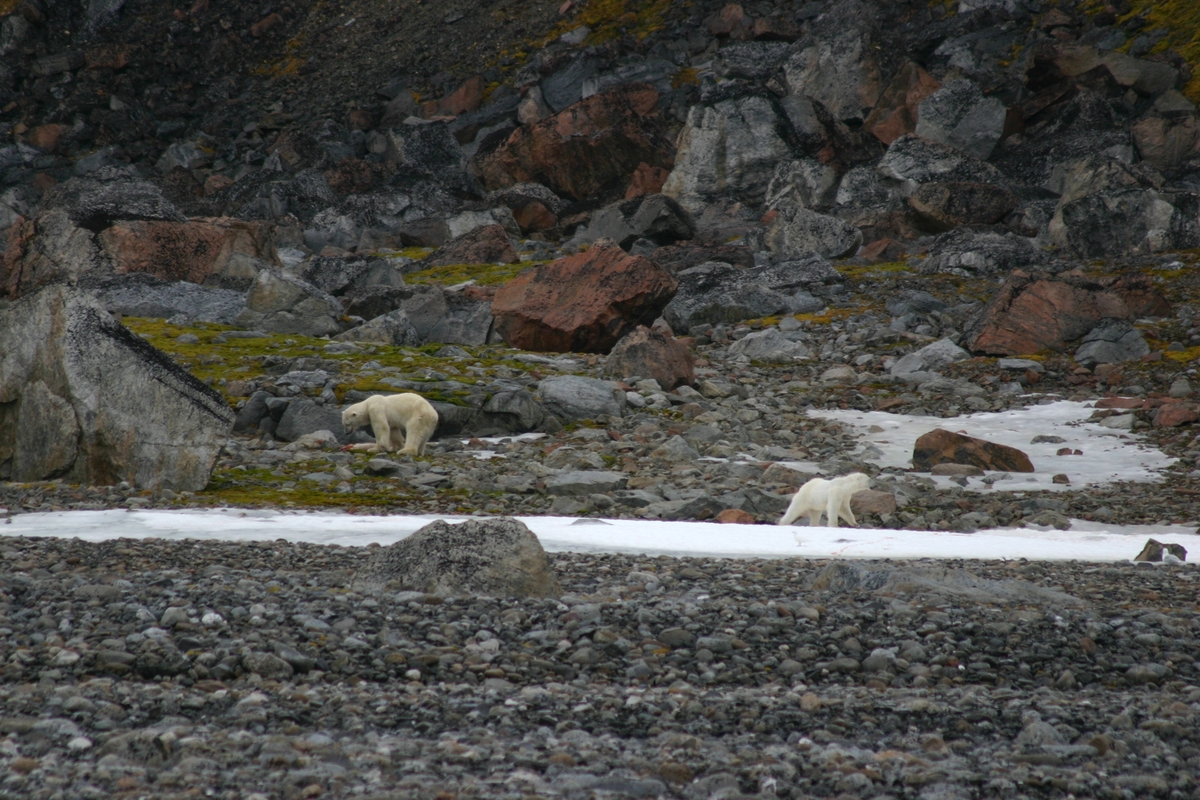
[351,517,561,598]
[235,270,345,338]
[753,201,863,260]
[890,338,971,378]
[915,79,1007,160]
[334,309,422,347]
[576,194,696,250]
[921,229,1046,276]
[0,284,234,490]
[536,376,625,421]
[728,328,813,363]
[1074,319,1150,367]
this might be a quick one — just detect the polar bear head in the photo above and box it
[839,472,872,493]
[342,403,368,434]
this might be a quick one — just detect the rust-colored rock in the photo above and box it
[491,243,678,353]
[418,224,518,269]
[1153,404,1199,428]
[908,181,1017,231]
[605,325,695,389]
[513,201,558,233]
[964,270,1171,356]
[473,83,675,203]
[912,429,1034,473]
[27,124,69,153]
[863,61,941,146]
[203,174,235,196]
[625,162,670,199]
[85,45,131,70]
[439,75,486,117]
[251,12,284,36]
[850,490,898,517]
[98,217,277,285]
[859,237,906,263]
[716,509,756,524]
[709,3,746,35]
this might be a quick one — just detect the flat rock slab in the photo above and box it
[546,471,628,496]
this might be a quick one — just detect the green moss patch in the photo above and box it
[404,260,542,287]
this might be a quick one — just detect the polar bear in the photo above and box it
[341,393,439,456]
[777,472,871,528]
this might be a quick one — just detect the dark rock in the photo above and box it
[1073,319,1150,366]
[417,224,518,269]
[576,194,696,250]
[908,182,1018,231]
[605,325,695,390]
[912,429,1034,473]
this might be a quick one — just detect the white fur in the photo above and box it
[777,472,871,528]
[342,393,439,456]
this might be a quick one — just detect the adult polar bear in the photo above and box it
[342,393,439,456]
[778,472,871,528]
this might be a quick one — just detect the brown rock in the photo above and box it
[907,182,1018,231]
[85,45,131,70]
[439,75,487,117]
[418,224,518,269]
[930,463,985,476]
[323,158,385,196]
[625,162,670,199]
[964,270,1171,356]
[513,201,558,233]
[473,83,675,203]
[862,61,941,146]
[1051,473,1070,484]
[752,15,799,41]
[709,3,746,35]
[912,429,1034,473]
[203,174,235,197]
[850,490,897,517]
[1153,404,1199,428]
[605,325,695,390]
[26,124,69,153]
[491,242,678,353]
[1134,538,1187,562]
[98,218,277,285]
[1132,115,1200,173]
[251,12,283,36]
[859,237,906,263]
[715,509,756,524]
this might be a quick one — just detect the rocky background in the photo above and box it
[3,0,1200,796]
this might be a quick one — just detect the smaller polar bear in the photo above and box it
[341,393,439,456]
[778,472,871,528]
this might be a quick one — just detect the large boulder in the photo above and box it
[662,94,794,212]
[91,274,247,325]
[333,309,421,347]
[97,217,279,288]
[662,255,839,332]
[914,79,1007,160]
[575,194,696,250]
[380,120,475,194]
[964,270,1171,356]
[351,518,561,598]
[234,270,345,337]
[1073,319,1150,367]
[417,224,519,269]
[0,284,234,489]
[292,254,405,297]
[473,83,674,203]
[536,375,625,421]
[890,338,971,379]
[912,429,1034,473]
[765,160,840,212]
[907,182,1017,231]
[491,243,677,353]
[877,134,1008,197]
[1050,187,1200,258]
[728,328,813,363]
[780,0,887,123]
[862,61,941,145]
[920,228,1045,276]
[604,325,695,389]
[754,201,863,260]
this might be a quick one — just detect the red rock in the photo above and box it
[439,75,486,117]
[850,490,897,517]
[605,325,696,390]
[1096,397,1144,409]
[97,218,276,284]
[859,237,906,263]
[473,83,675,203]
[512,201,558,233]
[912,429,1034,473]
[625,162,670,199]
[346,109,376,132]
[27,124,69,153]
[251,12,283,36]
[709,4,746,35]
[418,224,518,269]
[85,45,131,70]
[876,397,907,411]
[1153,404,1199,428]
[964,270,1171,356]
[491,243,678,353]
[752,15,799,41]
[716,509,756,524]
[862,61,941,145]
[203,174,235,196]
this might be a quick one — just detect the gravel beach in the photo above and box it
[0,533,1197,799]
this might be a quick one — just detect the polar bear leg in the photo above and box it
[398,403,438,456]
[368,405,395,454]
[838,496,858,528]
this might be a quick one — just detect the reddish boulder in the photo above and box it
[625,162,670,199]
[439,75,486,117]
[98,218,277,285]
[862,61,941,146]
[491,243,678,353]
[605,325,695,389]
[716,509,756,524]
[850,490,898,517]
[1153,404,1199,428]
[907,181,1017,231]
[912,429,1034,473]
[513,202,558,233]
[418,224,518,269]
[964,270,1170,356]
[473,83,675,203]
[27,124,69,153]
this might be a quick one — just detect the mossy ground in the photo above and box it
[403,260,543,287]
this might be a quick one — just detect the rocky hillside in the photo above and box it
[4,0,1200,528]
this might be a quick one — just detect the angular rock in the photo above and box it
[605,325,695,390]
[1051,187,1200,258]
[382,120,474,194]
[755,201,863,260]
[536,376,625,421]
[728,328,812,363]
[546,471,628,496]
[234,270,344,338]
[334,309,421,347]
[0,284,233,489]
[1132,113,1200,173]
[862,61,941,145]
[351,517,561,598]
[890,338,971,377]
[907,182,1017,231]
[662,95,794,212]
[877,134,1008,197]
[1133,538,1188,563]
[425,293,494,346]
[292,254,404,297]
[576,194,696,250]
[1073,319,1150,367]
[1153,404,1199,428]
[491,243,677,353]
[474,83,674,203]
[915,79,1007,160]
[417,224,519,269]
[274,399,347,444]
[850,490,897,517]
[964,270,1170,356]
[91,274,246,325]
[765,160,839,211]
[781,0,886,123]
[912,429,1034,473]
[921,228,1045,276]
